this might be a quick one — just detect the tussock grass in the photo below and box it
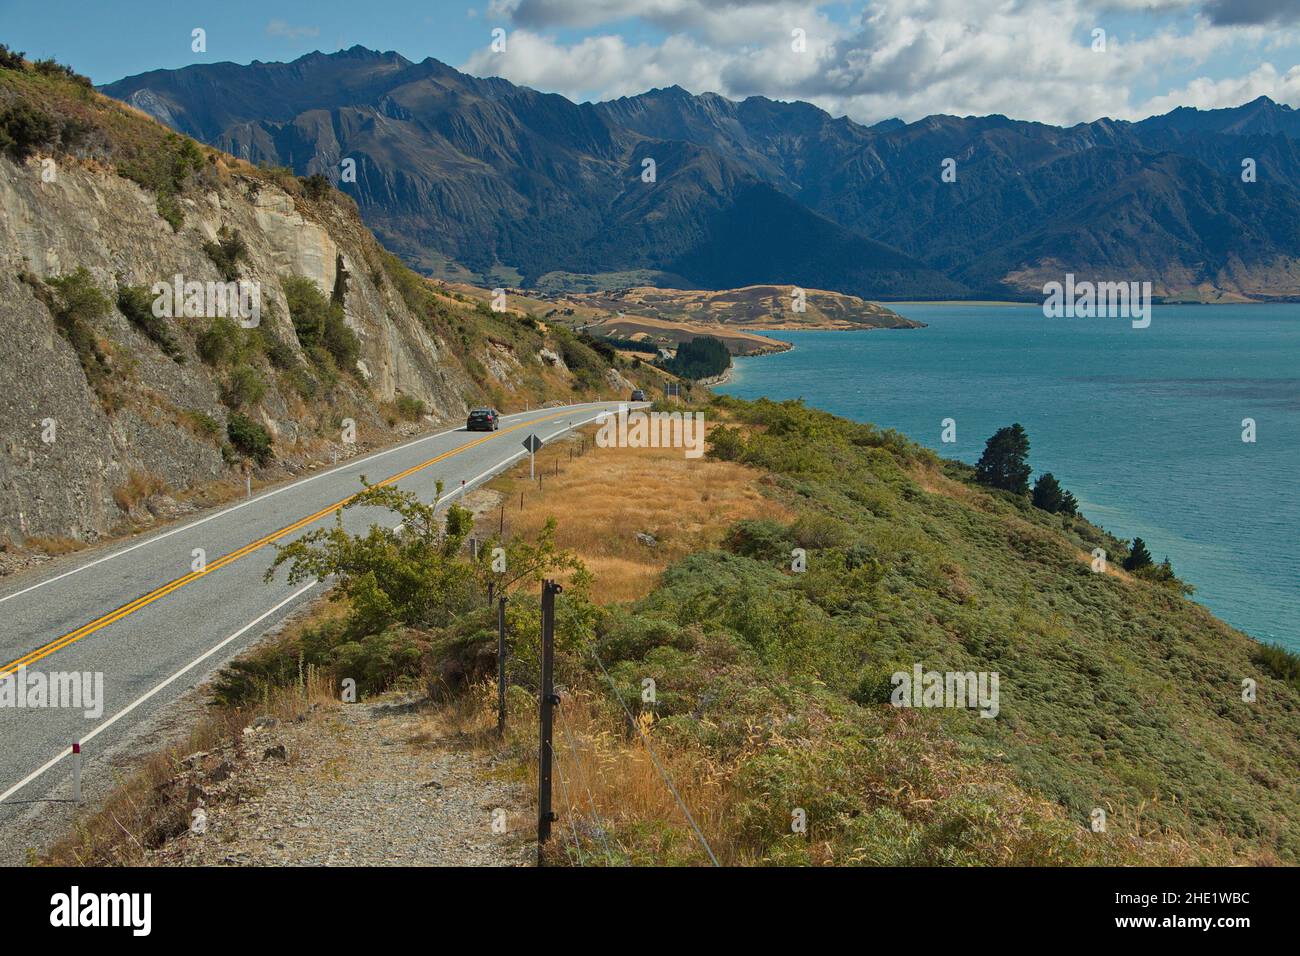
[488,425,783,603]
[21,535,87,557]
[111,469,168,513]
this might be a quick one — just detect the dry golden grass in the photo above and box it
[111,469,168,513]
[420,677,1227,867]
[489,425,786,603]
[420,680,747,865]
[22,535,87,557]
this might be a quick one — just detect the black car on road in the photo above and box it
[466,407,501,431]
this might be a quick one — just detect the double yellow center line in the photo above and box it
[1,409,577,678]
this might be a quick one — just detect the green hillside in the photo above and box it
[196,396,1299,866]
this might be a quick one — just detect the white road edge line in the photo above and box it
[0,403,610,606]
[392,411,608,524]
[0,407,620,804]
[0,580,319,805]
[444,408,612,503]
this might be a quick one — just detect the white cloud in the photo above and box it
[465,30,724,101]
[1137,61,1300,111]
[464,0,1300,124]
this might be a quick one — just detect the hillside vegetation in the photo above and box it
[192,396,1298,866]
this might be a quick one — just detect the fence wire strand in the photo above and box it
[558,707,621,863]
[589,647,720,866]
[550,739,585,866]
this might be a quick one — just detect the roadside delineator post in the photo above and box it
[72,742,82,804]
[537,579,561,865]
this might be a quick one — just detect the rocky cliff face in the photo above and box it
[0,149,476,545]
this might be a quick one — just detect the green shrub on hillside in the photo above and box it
[181,410,220,439]
[254,321,297,371]
[265,482,588,640]
[553,328,608,392]
[44,268,112,383]
[116,283,183,361]
[1132,556,1195,595]
[300,173,331,200]
[282,274,360,374]
[0,43,26,71]
[1253,643,1300,693]
[705,424,746,461]
[0,102,58,160]
[394,394,426,421]
[202,226,248,282]
[118,133,204,231]
[196,316,243,366]
[226,411,272,464]
[32,57,93,88]
[221,364,266,409]
[725,519,795,563]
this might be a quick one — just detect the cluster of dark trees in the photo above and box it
[973,423,1178,581]
[662,335,731,380]
[974,423,1078,516]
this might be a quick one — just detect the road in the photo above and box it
[0,401,628,834]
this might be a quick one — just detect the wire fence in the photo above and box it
[588,647,719,866]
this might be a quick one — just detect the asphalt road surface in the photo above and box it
[0,401,631,833]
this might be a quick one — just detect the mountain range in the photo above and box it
[102,47,1300,301]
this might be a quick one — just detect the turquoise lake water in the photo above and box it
[717,304,1299,650]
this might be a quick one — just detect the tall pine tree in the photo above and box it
[975,424,1031,495]
[1032,472,1063,511]
[1123,537,1154,571]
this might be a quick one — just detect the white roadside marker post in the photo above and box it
[72,742,82,803]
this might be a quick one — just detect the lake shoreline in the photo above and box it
[718,305,1299,648]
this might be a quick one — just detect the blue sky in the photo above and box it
[4,0,1300,124]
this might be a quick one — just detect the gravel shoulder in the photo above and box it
[148,696,533,867]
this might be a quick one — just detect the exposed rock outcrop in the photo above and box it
[0,148,488,543]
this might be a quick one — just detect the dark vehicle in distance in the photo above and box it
[466,408,501,431]
[630,389,647,402]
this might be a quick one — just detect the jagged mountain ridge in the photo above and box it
[103,49,1300,300]
[100,48,962,300]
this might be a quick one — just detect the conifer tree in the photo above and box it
[975,424,1031,494]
